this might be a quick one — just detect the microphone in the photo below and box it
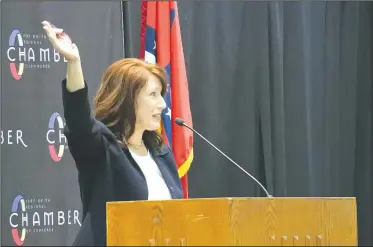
[175,117,272,197]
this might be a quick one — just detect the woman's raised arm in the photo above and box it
[42,21,107,164]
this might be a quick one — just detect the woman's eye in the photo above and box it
[150,92,156,96]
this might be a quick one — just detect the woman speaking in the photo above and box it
[42,21,183,246]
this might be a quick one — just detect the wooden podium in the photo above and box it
[106,197,357,246]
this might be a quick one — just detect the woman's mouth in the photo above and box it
[153,114,161,121]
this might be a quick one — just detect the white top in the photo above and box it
[129,149,172,200]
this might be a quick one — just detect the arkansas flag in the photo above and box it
[139,1,194,198]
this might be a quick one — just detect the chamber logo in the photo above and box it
[9,194,81,246]
[8,29,24,80]
[7,29,67,80]
[46,112,67,162]
[10,195,26,246]
[1,129,28,147]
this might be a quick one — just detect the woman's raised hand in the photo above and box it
[42,21,80,62]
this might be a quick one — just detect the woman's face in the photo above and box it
[135,75,166,131]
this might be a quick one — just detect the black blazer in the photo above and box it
[61,79,183,246]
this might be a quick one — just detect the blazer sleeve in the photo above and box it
[61,79,108,165]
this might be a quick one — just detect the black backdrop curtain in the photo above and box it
[123,1,373,245]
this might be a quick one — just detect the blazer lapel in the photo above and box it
[152,147,183,199]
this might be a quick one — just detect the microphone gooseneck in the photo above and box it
[175,117,272,197]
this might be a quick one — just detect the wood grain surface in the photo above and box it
[107,197,357,246]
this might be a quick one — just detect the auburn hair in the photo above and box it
[93,58,168,151]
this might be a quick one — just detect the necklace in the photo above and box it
[126,139,144,149]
